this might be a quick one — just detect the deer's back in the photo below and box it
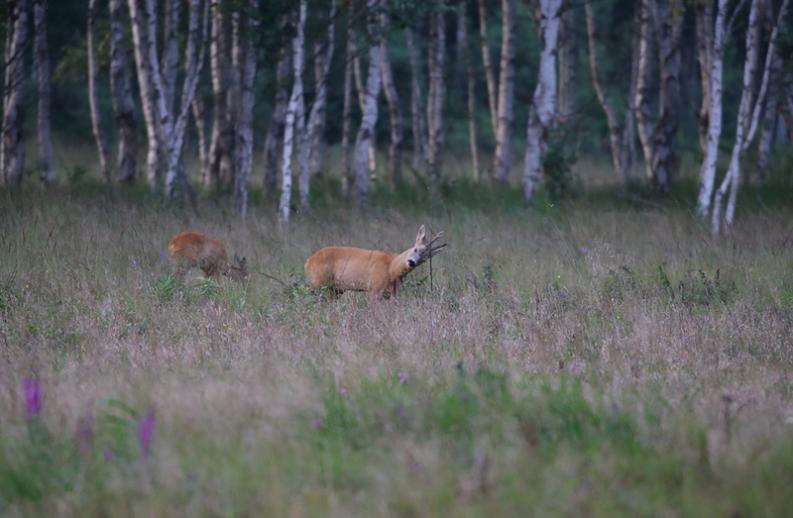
[305,246,394,292]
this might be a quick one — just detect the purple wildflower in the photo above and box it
[130,257,138,270]
[137,408,156,458]
[312,418,323,430]
[398,372,409,385]
[339,387,348,397]
[22,377,42,418]
[567,359,586,377]
[103,447,113,461]
[579,246,590,254]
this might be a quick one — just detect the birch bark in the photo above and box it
[279,0,306,224]
[634,0,656,185]
[522,0,562,201]
[696,0,729,218]
[405,27,427,171]
[353,0,382,206]
[233,0,259,218]
[493,0,516,183]
[379,11,403,185]
[110,0,138,183]
[1,0,28,186]
[712,0,788,235]
[426,9,446,195]
[263,50,290,194]
[88,0,110,182]
[557,0,576,126]
[303,0,336,203]
[460,1,481,181]
[584,0,626,182]
[34,0,54,183]
[477,0,498,140]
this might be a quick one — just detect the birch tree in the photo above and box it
[353,0,383,206]
[478,0,498,142]
[127,0,166,187]
[711,0,789,235]
[88,0,109,182]
[1,0,28,186]
[263,50,290,195]
[459,0,480,181]
[110,0,137,183]
[634,0,656,188]
[207,0,233,188]
[405,27,427,171]
[557,0,576,126]
[756,47,782,180]
[522,0,562,201]
[301,0,336,207]
[379,10,403,185]
[233,0,260,218]
[493,0,516,183]
[307,0,337,179]
[426,8,446,194]
[163,0,209,200]
[342,13,355,193]
[650,0,684,192]
[696,0,742,218]
[33,0,54,183]
[695,0,713,153]
[584,0,629,183]
[279,0,306,224]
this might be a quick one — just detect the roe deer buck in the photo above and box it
[168,231,248,280]
[305,225,447,300]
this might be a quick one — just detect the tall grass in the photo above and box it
[1,180,793,516]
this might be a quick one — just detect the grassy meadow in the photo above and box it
[2,164,793,516]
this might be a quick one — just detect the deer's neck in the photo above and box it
[388,249,412,281]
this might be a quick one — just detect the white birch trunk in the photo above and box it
[584,0,625,181]
[351,30,376,176]
[426,10,446,194]
[756,46,782,180]
[695,0,714,153]
[192,97,208,184]
[522,0,562,201]
[110,0,138,183]
[379,11,403,185]
[127,0,165,188]
[619,8,641,182]
[634,0,656,185]
[34,0,54,183]
[493,0,516,183]
[88,0,109,182]
[1,0,28,186]
[161,0,180,118]
[557,0,576,126]
[233,0,259,218]
[650,0,684,192]
[303,0,336,202]
[164,0,209,201]
[460,1,480,181]
[712,0,788,235]
[696,0,728,218]
[279,0,306,224]
[342,18,355,192]
[207,0,233,188]
[478,0,499,140]
[353,0,382,206]
[405,27,427,172]
[263,49,290,194]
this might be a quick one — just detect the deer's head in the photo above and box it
[406,225,447,270]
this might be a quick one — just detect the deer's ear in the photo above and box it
[415,224,427,244]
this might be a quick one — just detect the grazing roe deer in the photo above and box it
[168,231,248,280]
[305,225,447,300]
